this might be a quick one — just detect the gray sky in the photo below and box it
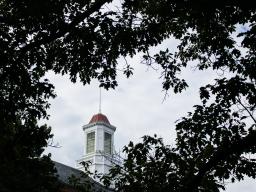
[43,37,256,191]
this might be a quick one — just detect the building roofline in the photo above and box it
[82,122,116,131]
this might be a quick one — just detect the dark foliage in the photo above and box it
[101,1,256,192]
[1,0,256,191]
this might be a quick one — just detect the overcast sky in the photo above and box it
[43,36,256,191]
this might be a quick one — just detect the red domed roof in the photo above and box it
[89,113,110,124]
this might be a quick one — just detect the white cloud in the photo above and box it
[43,39,255,191]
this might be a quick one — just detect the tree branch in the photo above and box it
[20,0,111,53]
[184,130,256,192]
[237,97,256,124]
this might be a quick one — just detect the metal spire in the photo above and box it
[99,87,102,113]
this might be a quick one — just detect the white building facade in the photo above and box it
[77,113,116,175]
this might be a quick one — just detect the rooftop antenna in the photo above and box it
[99,87,102,114]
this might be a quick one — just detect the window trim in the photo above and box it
[86,131,95,154]
[104,132,112,155]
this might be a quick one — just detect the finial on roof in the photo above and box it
[99,87,102,113]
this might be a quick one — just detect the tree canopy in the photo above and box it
[0,0,256,191]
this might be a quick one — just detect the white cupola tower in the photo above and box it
[77,113,116,175]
